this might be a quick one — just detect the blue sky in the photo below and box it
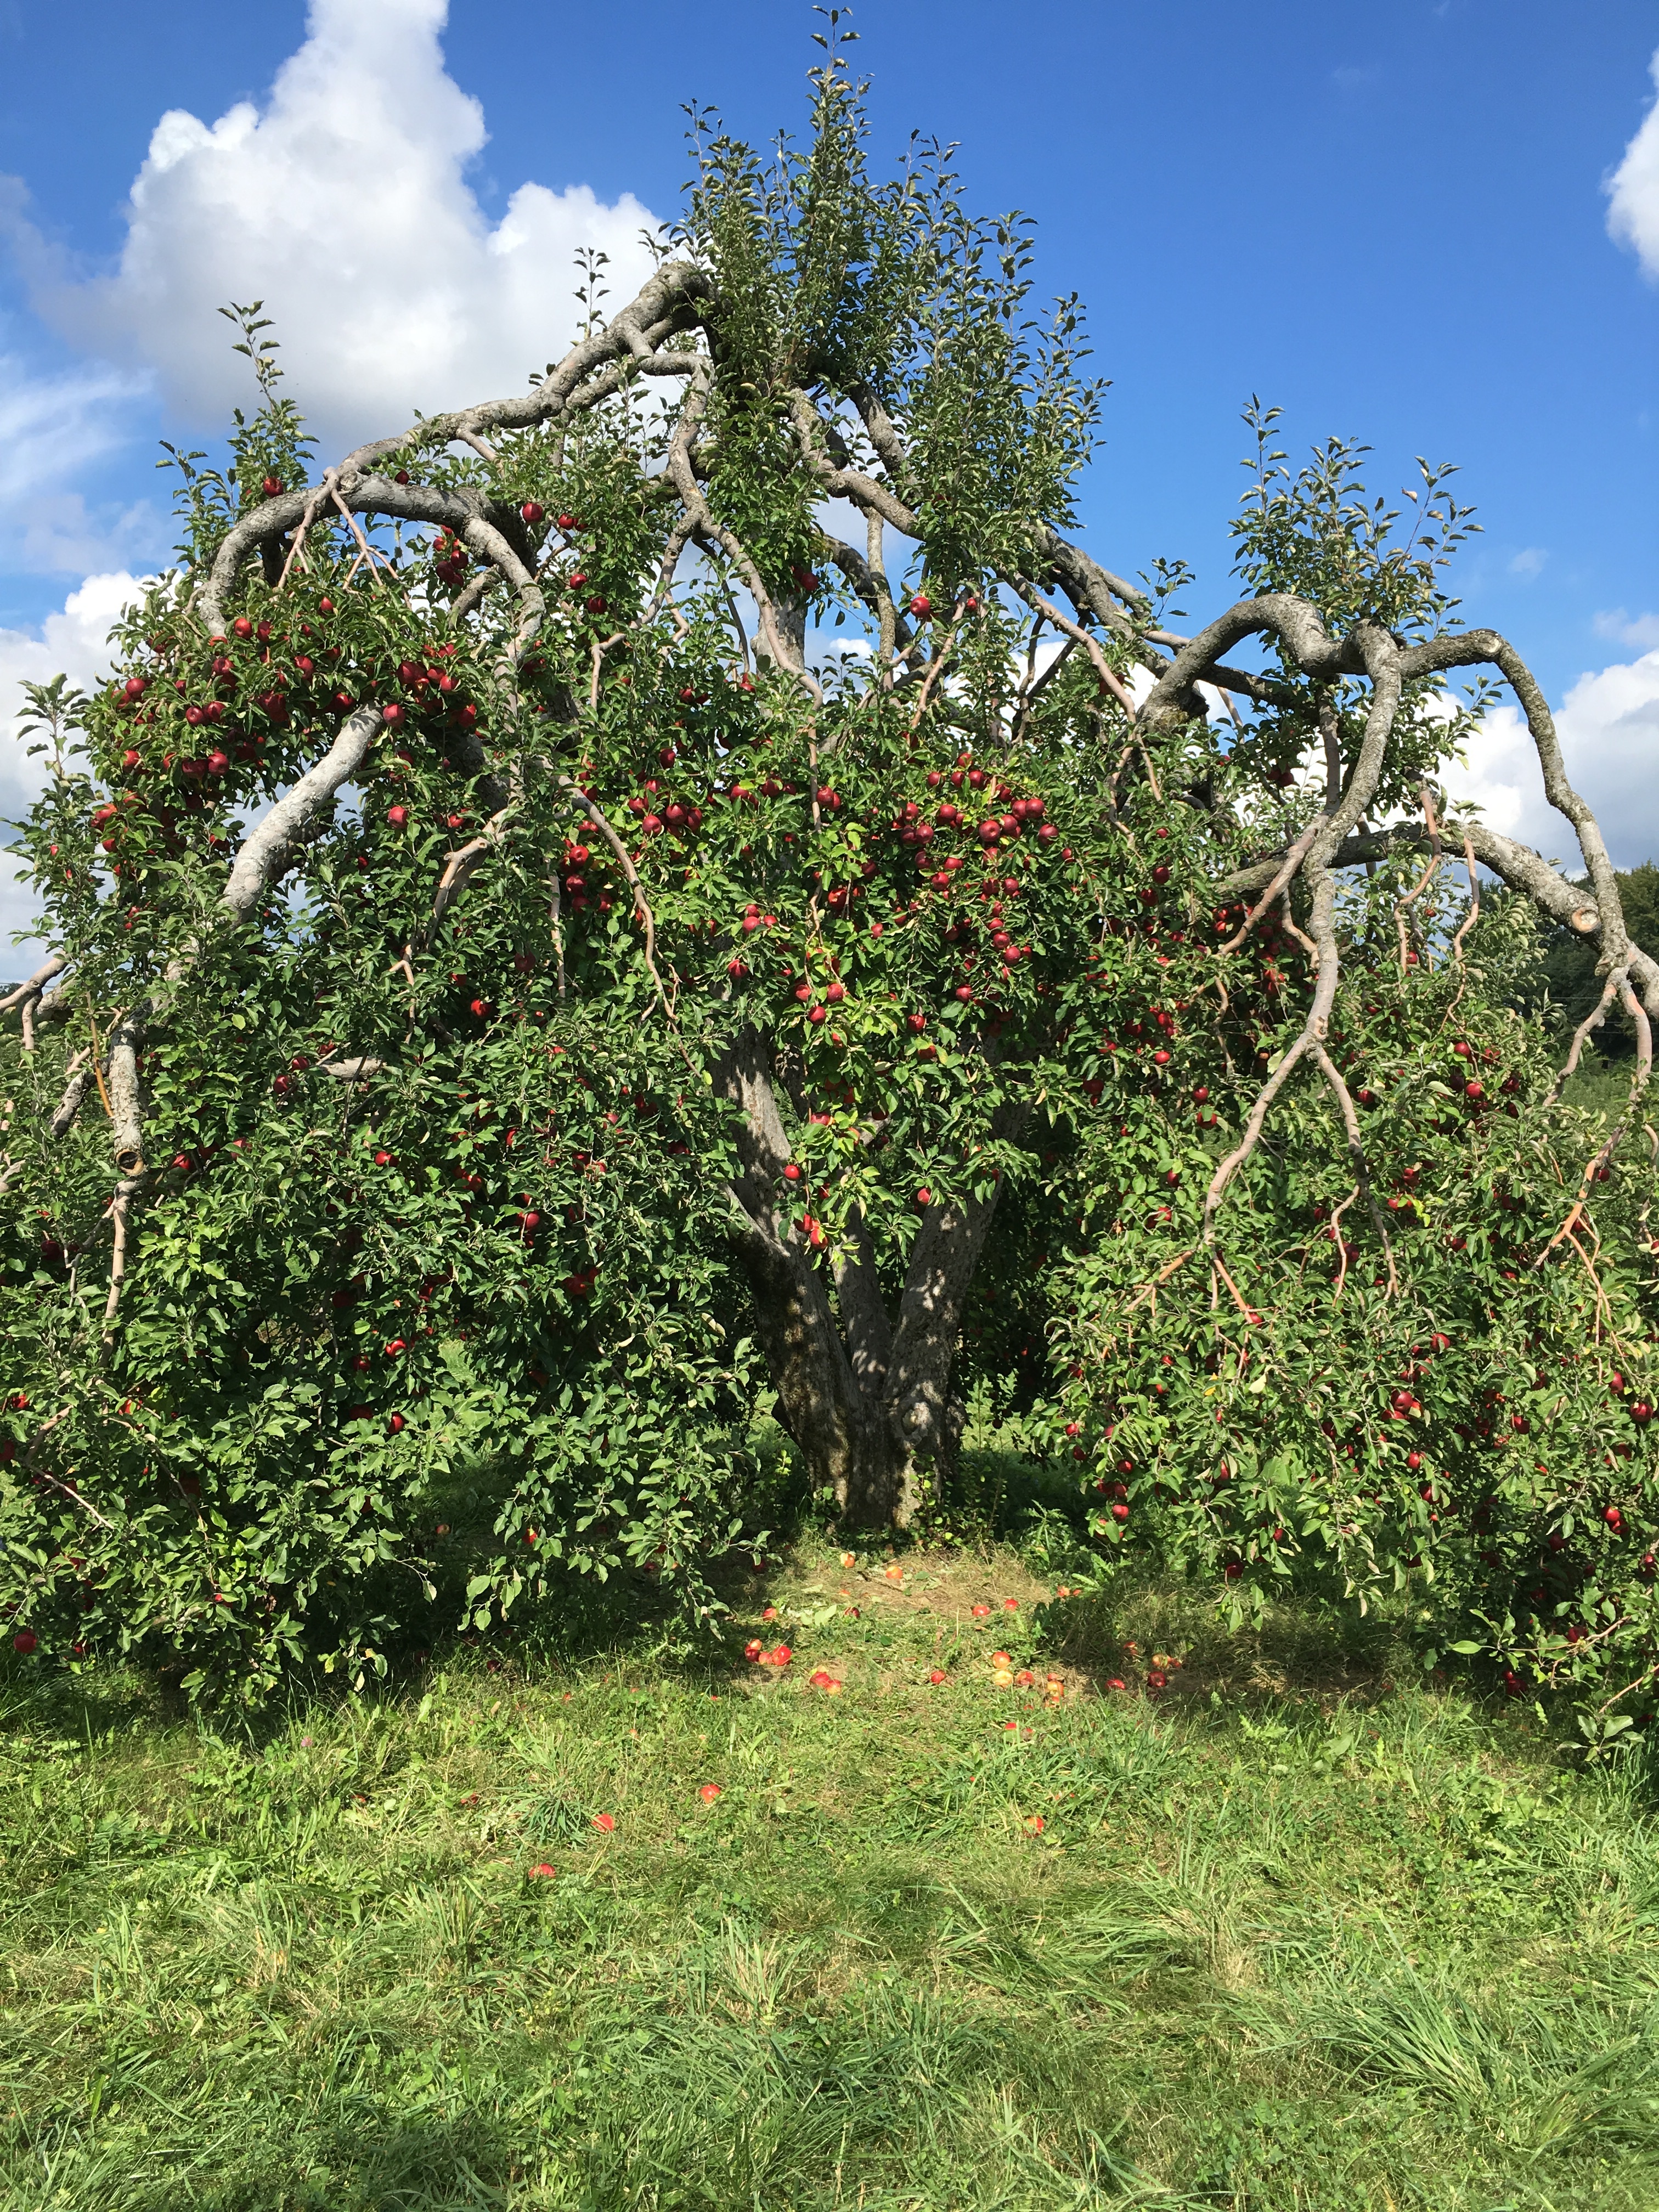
[1,0,1656,945]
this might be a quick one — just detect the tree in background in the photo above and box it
[2,31,1654,1717]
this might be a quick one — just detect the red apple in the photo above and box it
[698,1782,722,1802]
[521,500,545,526]
[12,1630,36,1656]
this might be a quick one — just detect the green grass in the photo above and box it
[5,1541,1659,2211]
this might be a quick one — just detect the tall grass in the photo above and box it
[2,1539,1656,2209]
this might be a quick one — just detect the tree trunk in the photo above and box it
[718,1030,1023,1530]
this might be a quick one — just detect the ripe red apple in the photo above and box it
[698,1782,722,1802]
[529,1862,556,1879]
[783,1163,802,1183]
[388,1413,405,1434]
[744,1638,764,1661]
[929,1669,948,1684]
[12,1630,36,1655]
[916,1188,932,1209]
[1605,1505,1626,1533]
[909,592,933,617]
[387,805,408,827]
[592,1811,616,1832]
[521,500,545,525]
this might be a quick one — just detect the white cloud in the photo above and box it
[1594,607,1659,651]
[1508,546,1546,580]
[0,342,160,576]
[14,0,664,455]
[1608,47,1659,278]
[0,572,137,970]
[1442,647,1659,872]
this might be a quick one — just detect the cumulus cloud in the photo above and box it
[0,572,137,969]
[1507,546,1546,580]
[1609,47,1659,278]
[1442,647,1659,873]
[16,0,663,455]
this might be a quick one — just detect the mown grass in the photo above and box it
[4,1532,1659,2210]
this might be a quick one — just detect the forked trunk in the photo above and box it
[719,1031,1019,1530]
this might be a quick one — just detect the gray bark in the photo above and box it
[717,1028,1018,1528]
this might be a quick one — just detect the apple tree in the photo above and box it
[2,43,1654,1711]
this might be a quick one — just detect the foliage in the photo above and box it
[1,45,1654,1722]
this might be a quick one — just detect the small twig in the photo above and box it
[1216,815,1327,956]
[1001,571,1137,716]
[1278,891,1318,962]
[1209,1249,1257,1324]
[1450,830,1481,963]
[1546,973,1621,1107]
[1393,786,1444,970]
[330,484,387,591]
[1204,1032,1316,1238]
[589,631,627,713]
[276,475,337,592]
[424,806,514,943]
[1326,1184,1362,1297]
[556,778,672,1023]
[86,1013,115,1122]
[906,599,969,733]
[1126,1246,1196,1313]
[549,871,567,1002]
[1312,1043,1397,1294]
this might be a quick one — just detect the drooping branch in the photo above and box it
[0,953,68,1016]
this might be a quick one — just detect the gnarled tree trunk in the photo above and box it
[719,1029,1022,1527]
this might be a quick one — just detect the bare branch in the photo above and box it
[0,953,67,1015]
